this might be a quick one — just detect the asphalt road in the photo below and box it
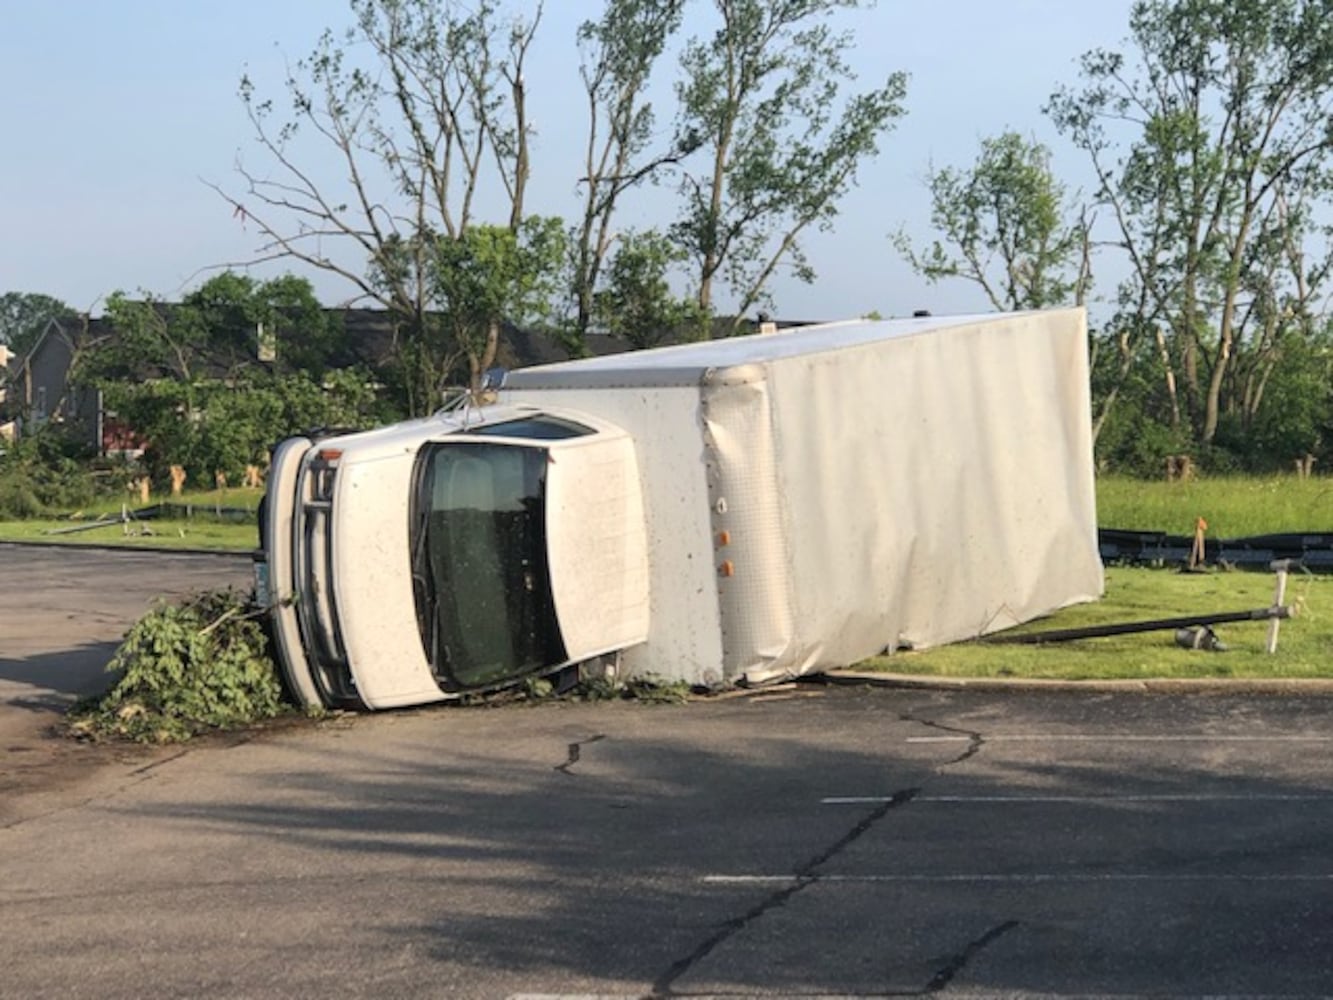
[3,545,1333,998]
[0,542,252,712]
[0,543,252,799]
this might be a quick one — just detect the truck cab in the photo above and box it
[257,405,650,710]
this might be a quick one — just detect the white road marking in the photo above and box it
[906,735,978,742]
[703,873,1333,885]
[907,734,1333,743]
[822,793,1333,804]
[514,995,1315,1000]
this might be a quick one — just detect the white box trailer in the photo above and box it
[257,308,1103,710]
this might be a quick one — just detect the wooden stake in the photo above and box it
[1189,516,1208,569]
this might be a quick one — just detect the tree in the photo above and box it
[215,0,542,414]
[0,292,71,359]
[570,0,692,350]
[1240,324,1333,469]
[894,131,1092,311]
[1048,0,1333,450]
[596,229,703,348]
[81,273,341,386]
[671,0,907,327]
[78,274,380,485]
[430,216,567,393]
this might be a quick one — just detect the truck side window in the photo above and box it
[469,415,593,440]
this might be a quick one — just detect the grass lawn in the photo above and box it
[1096,474,1333,536]
[862,564,1331,680]
[0,488,261,551]
[862,473,1333,680]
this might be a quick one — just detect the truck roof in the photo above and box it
[503,311,1064,389]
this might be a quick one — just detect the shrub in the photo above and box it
[101,369,394,488]
[67,589,288,742]
[1095,411,1191,477]
[0,429,105,517]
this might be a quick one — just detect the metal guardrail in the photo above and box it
[132,502,257,523]
[1099,529,1333,570]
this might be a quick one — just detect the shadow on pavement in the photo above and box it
[110,689,1333,997]
[0,642,119,699]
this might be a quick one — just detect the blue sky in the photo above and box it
[1,0,1135,321]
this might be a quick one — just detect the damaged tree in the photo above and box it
[215,0,543,413]
[1048,0,1333,447]
[671,0,908,327]
[570,0,694,350]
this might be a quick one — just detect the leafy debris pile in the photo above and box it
[68,589,287,743]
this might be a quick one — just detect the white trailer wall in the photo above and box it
[504,309,1103,687]
[704,309,1103,684]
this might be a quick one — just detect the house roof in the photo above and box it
[330,309,633,369]
[24,307,634,379]
[22,314,103,370]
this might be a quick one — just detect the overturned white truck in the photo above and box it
[256,309,1104,710]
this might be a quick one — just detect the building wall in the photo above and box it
[0,344,11,442]
[16,319,102,449]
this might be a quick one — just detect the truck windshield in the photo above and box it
[411,442,566,691]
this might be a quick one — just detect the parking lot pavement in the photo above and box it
[0,543,252,697]
[0,544,252,801]
[4,683,1333,998]
[5,543,1332,996]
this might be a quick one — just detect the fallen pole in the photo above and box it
[43,517,121,536]
[984,605,1292,645]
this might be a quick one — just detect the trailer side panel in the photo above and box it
[756,309,1101,671]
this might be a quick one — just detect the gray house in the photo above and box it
[0,343,14,444]
[8,315,109,451]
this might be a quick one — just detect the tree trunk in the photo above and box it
[470,319,501,397]
[1154,327,1181,430]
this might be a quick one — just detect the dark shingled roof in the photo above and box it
[328,310,634,371]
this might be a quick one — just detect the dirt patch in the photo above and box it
[0,703,344,828]
[0,546,257,825]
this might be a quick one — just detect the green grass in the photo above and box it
[0,487,261,551]
[1097,474,1333,536]
[862,565,1331,680]
[0,518,259,550]
[860,473,1333,680]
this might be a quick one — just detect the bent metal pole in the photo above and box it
[984,605,1292,646]
[986,559,1297,650]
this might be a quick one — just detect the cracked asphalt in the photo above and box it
[4,546,1333,997]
